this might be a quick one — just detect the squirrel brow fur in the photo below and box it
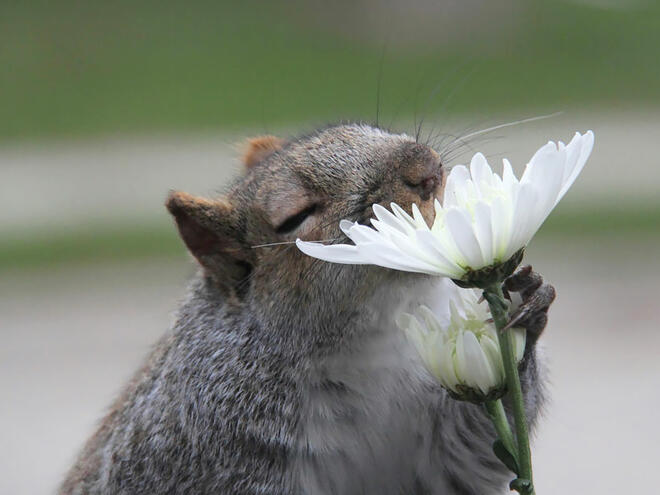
[235,202,367,294]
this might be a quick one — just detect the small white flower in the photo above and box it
[296,131,594,283]
[397,280,526,401]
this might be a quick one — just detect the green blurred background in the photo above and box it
[1,0,659,269]
[2,0,660,268]
[2,1,659,493]
[3,0,660,139]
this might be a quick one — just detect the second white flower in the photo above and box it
[397,280,526,402]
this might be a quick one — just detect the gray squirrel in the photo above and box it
[60,124,554,494]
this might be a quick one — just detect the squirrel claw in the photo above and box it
[502,266,556,343]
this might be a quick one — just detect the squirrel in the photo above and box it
[60,123,555,494]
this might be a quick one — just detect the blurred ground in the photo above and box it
[2,237,659,494]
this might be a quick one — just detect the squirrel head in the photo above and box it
[166,124,445,344]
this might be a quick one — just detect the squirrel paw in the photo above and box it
[502,265,556,344]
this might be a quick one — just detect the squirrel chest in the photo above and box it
[294,295,437,494]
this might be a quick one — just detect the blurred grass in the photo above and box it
[1,223,181,271]
[3,203,659,271]
[1,0,659,140]
[2,1,658,270]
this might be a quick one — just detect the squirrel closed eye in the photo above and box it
[275,204,319,234]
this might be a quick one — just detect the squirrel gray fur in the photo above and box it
[60,124,552,494]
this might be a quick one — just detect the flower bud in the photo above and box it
[397,286,526,403]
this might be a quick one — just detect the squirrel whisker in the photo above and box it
[251,238,340,249]
[456,112,563,143]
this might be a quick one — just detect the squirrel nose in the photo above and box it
[399,143,443,201]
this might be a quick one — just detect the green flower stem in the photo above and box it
[485,399,517,466]
[484,284,535,495]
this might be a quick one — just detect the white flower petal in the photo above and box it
[339,219,355,235]
[295,240,365,264]
[524,142,567,233]
[473,201,494,263]
[470,153,494,193]
[372,203,413,235]
[357,243,440,274]
[490,195,511,260]
[455,332,470,386]
[425,332,448,381]
[521,141,556,184]
[445,208,485,268]
[462,331,497,394]
[390,202,419,231]
[396,312,415,334]
[418,305,445,335]
[370,218,399,238]
[505,181,538,259]
[502,158,517,187]
[343,222,386,244]
[439,341,460,391]
[481,335,505,383]
[443,165,470,208]
[411,203,429,229]
[415,230,465,278]
[556,130,594,203]
[383,226,442,266]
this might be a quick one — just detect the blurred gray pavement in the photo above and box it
[1,110,659,236]
[0,133,243,235]
[2,238,660,494]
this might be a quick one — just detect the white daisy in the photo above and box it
[397,280,526,401]
[296,131,594,285]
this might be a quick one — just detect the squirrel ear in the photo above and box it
[166,191,252,287]
[241,135,284,168]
